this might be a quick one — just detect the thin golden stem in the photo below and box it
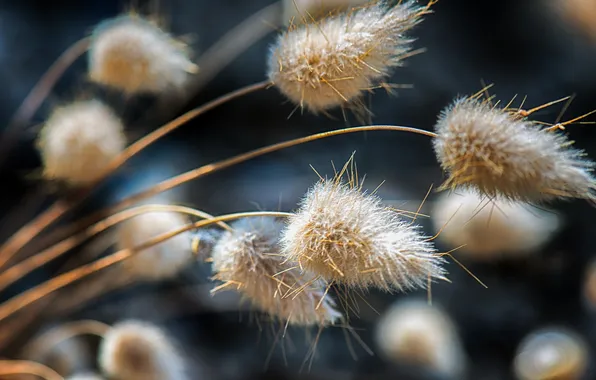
[21,319,110,359]
[0,37,90,168]
[191,1,281,92]
[18,124,437,267]
[0,80,270,270]
[0,211,292,321]
[0,360,64,380]
[0,205,229,292]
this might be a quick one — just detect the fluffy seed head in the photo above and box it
[117,211,192,281]
[89,15,197,95]
[66,374,105,380]
[282,0,369,25]
[269,1,428,114]
[513,327,588,380]
[36,100,126,186]
[375,300,466,378]
[281,178,447,291]
[433,97,596,203]
[212,217,341,326]
[432,190,561,260]
[99,320,186,380]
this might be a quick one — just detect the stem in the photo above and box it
[0,80,270,270]
[0,211,292,321]
[0,360,64,380]
[191,1,281,92]
[21,320,110,359]
[18,124,437,268]
[0,38,90,168]
[0,205,229,293]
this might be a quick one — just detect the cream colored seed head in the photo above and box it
[89,15,197,95]
[513,327,588,380]
[36,99,125,186]
[375,300,466,378]
[281,179,447,292]
[282,0,370,25]
[433,97,596,203]
[117,211,192,281]
[99,320,186,380]
[432,189,561,260]
[212,217,341,326]
[66,374,105,380]
[269,1,427,114]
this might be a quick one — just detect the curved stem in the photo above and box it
[0,37,90,168]
[0,211,292,321]
[0,360,64,380]
[0,80,270,270]
[17,124,437,268]
[0,204,230,293]
[21,320,110,359]
[191,1,281,92]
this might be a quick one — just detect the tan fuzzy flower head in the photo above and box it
[268,1,429,115]
[89,14,197,95]
[212,217,341,326]
[281,177,447,292]
[513,327,588,380]
[432,189,561,260]
[99,320,186,380]
[433,97,596,203]
[282,0,369,26]
[375,300,466,378]
[36,99,125,186]
[118,211,193,281]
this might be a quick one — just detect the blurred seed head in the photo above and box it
[553,0,596,41]
[212,217,341,326]
[117,211,193,281]
[375,299,466,378]
[282,0,369,25]
[89,14,197,95]
[99,320,186,380]
[268,1,428,115]
[433,97,596,203]
[36,99,126,186]
[432,189,561,260]
[582,259,596,311]
[66,374,105,380]
[281,177,447,292]
[513,327,588,380]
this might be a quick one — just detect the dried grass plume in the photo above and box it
[212,217,341,326]
[269,0,430,115]
[375,300,466,378]
[433,97,596,203]
[99,320,186,380]
[281,172,446,292]
[282,0,369,25]
[432,190,561,260]
[36,99,126,186]
[89,14,197,95]
[117,211,193,281]
[513,327,588,380]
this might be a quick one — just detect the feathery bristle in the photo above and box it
[375,300,466,378]
[281,178,447,292]
[98,320,186,380]
[117,211,193,281]
[212,217,341,326]
[268,1,427,115]
[433,97,596,203]
[432,189,561,259]
[36,99,126,186]
[513,327,588,380]
[89,14,197,95]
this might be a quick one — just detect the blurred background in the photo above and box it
[1,0,596,379]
